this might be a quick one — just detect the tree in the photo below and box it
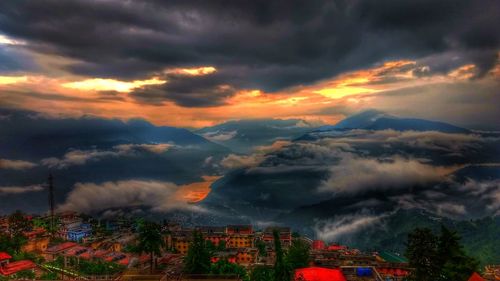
[39,272,59,280]
[250,266,274,281]
[437,226,479,281]
[0,233,26,254]
[184,231,211,274]
[8,211,32,237]
[406,226,479,281]
[14,270,35,280]
[286,239,310,270]
[405,228,440,281]
[255,240,267,257]
[210,259,249,281]
[217,239,226,251]
[137,221,165,273]
[273,230,291,281]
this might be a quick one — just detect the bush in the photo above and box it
[39,272,58,280]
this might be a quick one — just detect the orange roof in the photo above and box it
[0,252,12,261]
[0,260,36,276]
[46,242,77,253]
[468,272,485,281]
[295,267,347,281]
[79,251,92,259]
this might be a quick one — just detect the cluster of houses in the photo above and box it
[0,212,148,278]
[165,224,290,266]
[1,212,497,281]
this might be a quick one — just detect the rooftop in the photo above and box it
[46,242,78,254]
[0,252,12,261]
[0,260,36,276]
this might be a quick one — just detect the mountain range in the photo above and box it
[1,107,499,264]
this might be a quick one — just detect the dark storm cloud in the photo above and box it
[130,71,238,107]
[1,0,499,106]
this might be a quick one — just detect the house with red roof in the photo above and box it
[0,252,12,267]
[0,252,37,277]
[44,241,78,261]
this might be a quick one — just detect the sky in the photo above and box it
[1,1,500,244]
[0,0,499,129]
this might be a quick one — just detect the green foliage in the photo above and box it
[205,240,216,254]
[123,243,141,254]
[255,240,267,257]
[137,221,165,273]
[273,230,291,281]
[210,259,249,281]
[13,270,35,280]
[184,231,211,274]
[32,216,60,234]
[406,226,480,281]
[12,251,44,264]
[346,210,499,266]
[50,237,65,244]
[39,272,58,280]
[0,233,26,254]
[8,211,32,237]
[405,228,440,281]
[217,239,226,251]
[250,266,274,281]
[437,226,479,281]
[286,239,310,270]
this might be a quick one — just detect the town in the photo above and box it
[0,211,497,281]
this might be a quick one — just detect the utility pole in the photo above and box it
[48,173,55,234]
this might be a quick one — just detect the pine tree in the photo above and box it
[184,231,211,274]
[273,230,291,281]
[137,221,165,273]
[286,238,310,270]
[405,228,440,281]
[437,225,479,281]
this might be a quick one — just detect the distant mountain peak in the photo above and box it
[316,109,469,133]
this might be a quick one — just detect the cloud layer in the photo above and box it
[0,158,37,170]
[58,180,204,214]
[41,143,173,169]
[319,156,454,194]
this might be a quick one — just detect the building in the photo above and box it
[226,225,253,249]
[21,236,50,253]
[227,234,253,248]
[198,226,228,247]
[172,234,192,255]
[312,240,325,250]
[235,248,258,266]
[211,251,237,264]
[44,242,78,261]
[262,227,292,247]
[0,252,37,277]
[20,227,50,254]
[67,222,92,242]
[226,225,252,235]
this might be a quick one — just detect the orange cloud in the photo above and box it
[0,59,491,128]
[62,77,166,92]
[166,66,217,76]
[174,175,221,203]
[0,76,28,84]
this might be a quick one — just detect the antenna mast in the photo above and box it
[48,173,55,233]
